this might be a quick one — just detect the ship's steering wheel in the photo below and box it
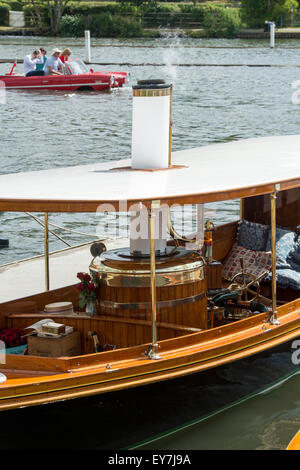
[228,272,261,302]
[227,257,264,302]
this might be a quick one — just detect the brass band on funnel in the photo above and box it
[90,248,205,287]
[133,88,171,97]
[90,262,205,287]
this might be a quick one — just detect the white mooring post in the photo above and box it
[85,30,91,64]
[270,22,275,48]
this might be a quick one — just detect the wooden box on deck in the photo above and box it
[28,331,81,358]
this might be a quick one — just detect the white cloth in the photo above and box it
[24,54,43,75]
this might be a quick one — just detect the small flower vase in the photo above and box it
[85,299,96,316]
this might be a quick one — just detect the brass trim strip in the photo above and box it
[94,267,205,287]
[133,89,171,97]
[98,292,205,311]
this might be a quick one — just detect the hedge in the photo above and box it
[202,5,241,37]
[60,12,143,37]
[0,3,9,26]
[23,2,242,38]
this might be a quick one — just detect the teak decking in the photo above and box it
[0,299,299,410]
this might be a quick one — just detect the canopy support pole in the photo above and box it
[44,212,49,291]
[269,185,280,325]
[147,200,161,360]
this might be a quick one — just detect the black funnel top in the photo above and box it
[133,79,171,90]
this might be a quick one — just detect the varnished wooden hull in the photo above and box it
[0,339,298,450]
[0,298,300,412]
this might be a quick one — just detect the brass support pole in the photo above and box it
[240,198,244,220]
[44,212,49,291]
[269,186,280,325]
[168,84,173,167]
[148,200,161,360]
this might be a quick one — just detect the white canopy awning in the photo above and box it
[0,135,300,212]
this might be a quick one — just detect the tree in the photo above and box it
[46,0,70,34]
[241,0,298,27]
[20,0,70,34]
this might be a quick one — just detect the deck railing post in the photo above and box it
[269,185,280,325]
[148,200,161,360]
[44,212,49,291]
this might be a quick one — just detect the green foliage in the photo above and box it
[142,3,181,26]
[5,1,23,11]
[87,12,143,37]
[25,1,243,38]
[0,2,9,26]
[186,28,207,37]
[119,0,157,6]
[202,5,241,37]
[241,0,298,28]
[60,11,143,37]
[59,14,84,36]
[65,1,139,17]
[179,4,206,22]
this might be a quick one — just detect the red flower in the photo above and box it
[77,272,85,280]
[88,283,96,292]
[84,273,91,282]
[76,282,85,292]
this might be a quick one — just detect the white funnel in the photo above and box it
[131,80,172,170]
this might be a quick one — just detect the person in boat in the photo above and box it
[24,49,45,77]
[35,47,47,72]
[59,48,72,63]
[44,48,63,76]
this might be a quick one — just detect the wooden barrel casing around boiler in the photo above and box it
[90,247,207,330]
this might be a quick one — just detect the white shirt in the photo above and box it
[24,54,43,75]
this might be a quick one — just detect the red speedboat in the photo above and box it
[0,59,129,91]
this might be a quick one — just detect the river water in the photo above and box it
[0,35,300,449]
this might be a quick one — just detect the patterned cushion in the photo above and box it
[266,226,297,268]
[237,219,269,252]
[222,243,272,281]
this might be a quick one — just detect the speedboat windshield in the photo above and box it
[67,59,89,75]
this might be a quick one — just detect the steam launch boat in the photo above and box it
[0,81,300,446]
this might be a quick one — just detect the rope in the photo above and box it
[25,212,72,247]
[45,220,100,238]
[25,212,99,243]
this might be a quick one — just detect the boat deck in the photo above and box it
[0,299,299,410]
[0,238,128,303]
